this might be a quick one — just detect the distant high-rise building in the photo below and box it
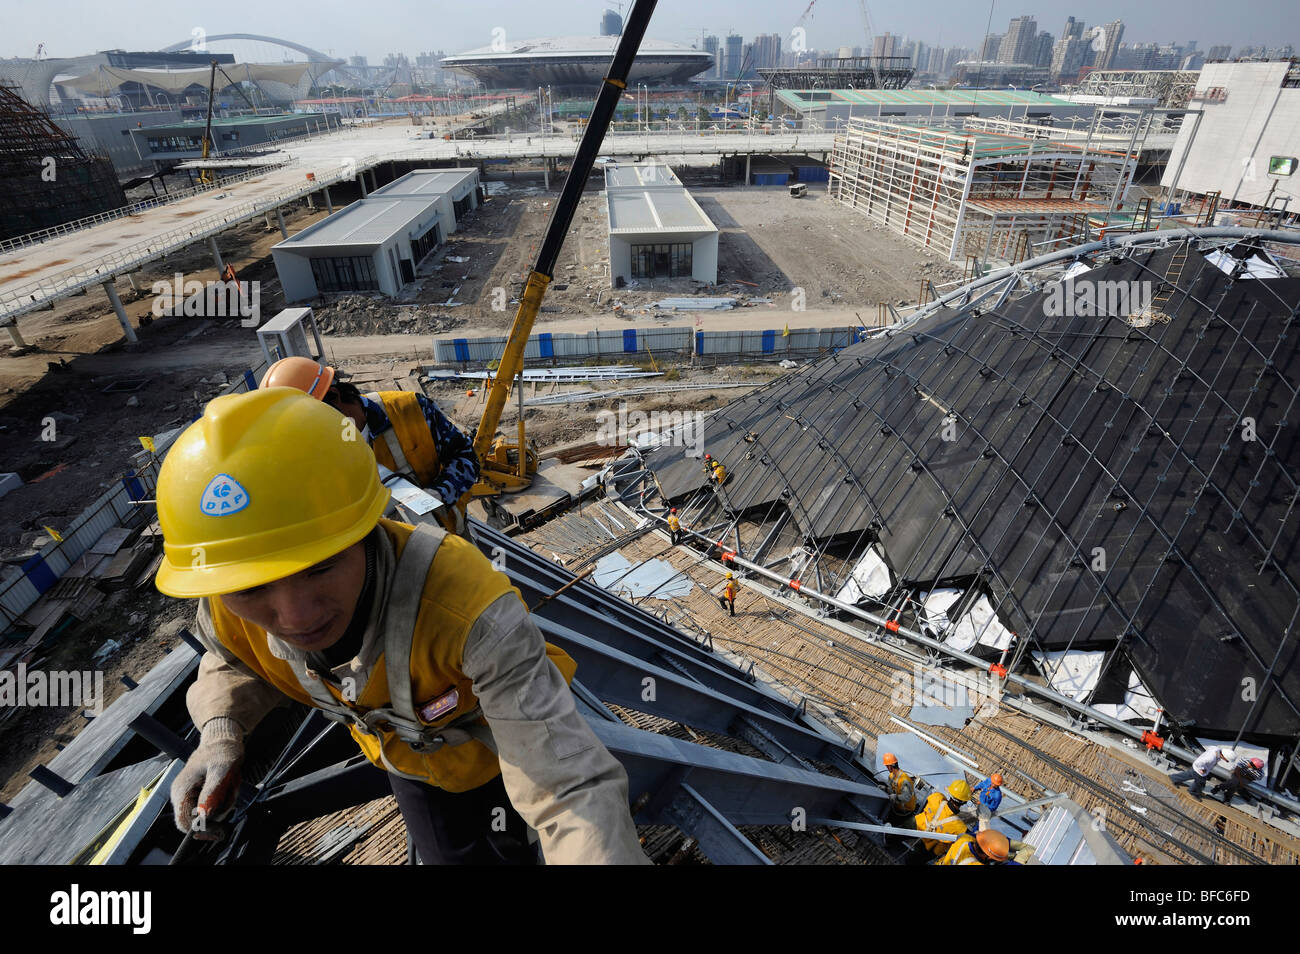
[1034,32,1054,67]
[1207,44,1232,60]
[980,33,1003,62]
[349,55,368,67]
[999,16,1038,64]
[873,33,900,59]
[600,9,623,36]
[703,34,721,78]
[752,33,782,71]
[1051,17,1089,81]
[725,33,743,78]
[1093,19,1125,70]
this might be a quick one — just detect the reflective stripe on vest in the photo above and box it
[891,770,917,813]
[366,391,441,487]
[940,836,982,866]
[206,519,574,792]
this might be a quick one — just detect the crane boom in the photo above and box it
[470,0,658,496]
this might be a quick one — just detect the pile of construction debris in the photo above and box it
[0,522,162,679]
[312,296,468,336]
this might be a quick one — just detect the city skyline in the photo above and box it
[3,0,1296,65]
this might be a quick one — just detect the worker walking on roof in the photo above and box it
[667,508,681,545]
[157,389,647,865]
[972,773,1004,823]
[937,829,1010,866]
[1170,745,1235,799]
[718,571,739,617]
[882,752,917,820]
[261,357,479,536]
[913,779,972,859]
[1210,756,1266,804]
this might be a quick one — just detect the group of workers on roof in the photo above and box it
[883,753,1026,865]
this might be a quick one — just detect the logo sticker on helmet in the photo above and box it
[200,473,250,516]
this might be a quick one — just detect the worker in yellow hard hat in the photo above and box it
[912,778,972,859]
[260,357,478,535]
[938,829,1010,866]
[711,458,727,486]
[155,388,647,865]
[718,571,739,617]
[666,507,681,545]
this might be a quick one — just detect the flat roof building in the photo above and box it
[604,163,718,288]
[776,88,1093,131]
[130,112,341,165]
[271,168,480,302]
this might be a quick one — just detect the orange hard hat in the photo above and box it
[882,752,898,767]
[671,508,678,513]
[991,773,1003,786]
[704,453,712,459]
[976,829,1010,862]
[260,356,334,400]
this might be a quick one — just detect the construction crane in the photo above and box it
[468,0,658,498]
[197,60,259,186]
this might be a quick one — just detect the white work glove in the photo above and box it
[171,717,244,841]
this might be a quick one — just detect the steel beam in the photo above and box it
[663,784,772,865]
[534,615,863,766]
[594,717,888,827]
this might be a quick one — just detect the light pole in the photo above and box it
[1024,84,1045,124]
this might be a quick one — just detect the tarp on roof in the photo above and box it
[645,243,1300,741]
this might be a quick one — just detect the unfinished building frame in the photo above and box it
[0,83,125,242]
[828,117,1134,263]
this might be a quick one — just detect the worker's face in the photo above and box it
[218,541,367,652]
[324,388,368,431]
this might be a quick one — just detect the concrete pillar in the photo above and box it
[208,237,225,274]
[369,169,378,192]
[265,213,274,229]
[306,192,315,211]
[744,153,751,184]
[126,273,140,292]
[323,186,333,213]
[5,323,28,349]
[275,208,288,240]
[103,281,137,343]
[358,173,368,197]
[543,160,549,190]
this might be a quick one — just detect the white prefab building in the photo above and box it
[272,168,480,302]
[1162,61,1300,212]
[605,163,718,288]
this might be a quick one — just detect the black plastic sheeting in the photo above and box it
[647,244,1300,743]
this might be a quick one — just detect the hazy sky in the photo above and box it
[6,0,1298,62]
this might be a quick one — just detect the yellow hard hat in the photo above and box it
[154,388,389,598]
[725,571,734,579]
[260,356,334,401]
[947,779,972,802]
[976,829,1010,862]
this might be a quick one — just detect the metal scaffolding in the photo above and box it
[828,117,1132,263]
[0,83,125,242]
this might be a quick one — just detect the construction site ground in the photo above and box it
[0,161,977,818]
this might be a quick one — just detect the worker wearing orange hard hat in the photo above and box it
[882,752,917,819]
[260,357,478,535]
[938,829,1010,866]
[972,772,1004,815]
[155,388,646,865]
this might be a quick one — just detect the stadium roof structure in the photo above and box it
[442,36,711,89]
[619,228,1300,768]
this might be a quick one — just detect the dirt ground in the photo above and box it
[0,159,950,801]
